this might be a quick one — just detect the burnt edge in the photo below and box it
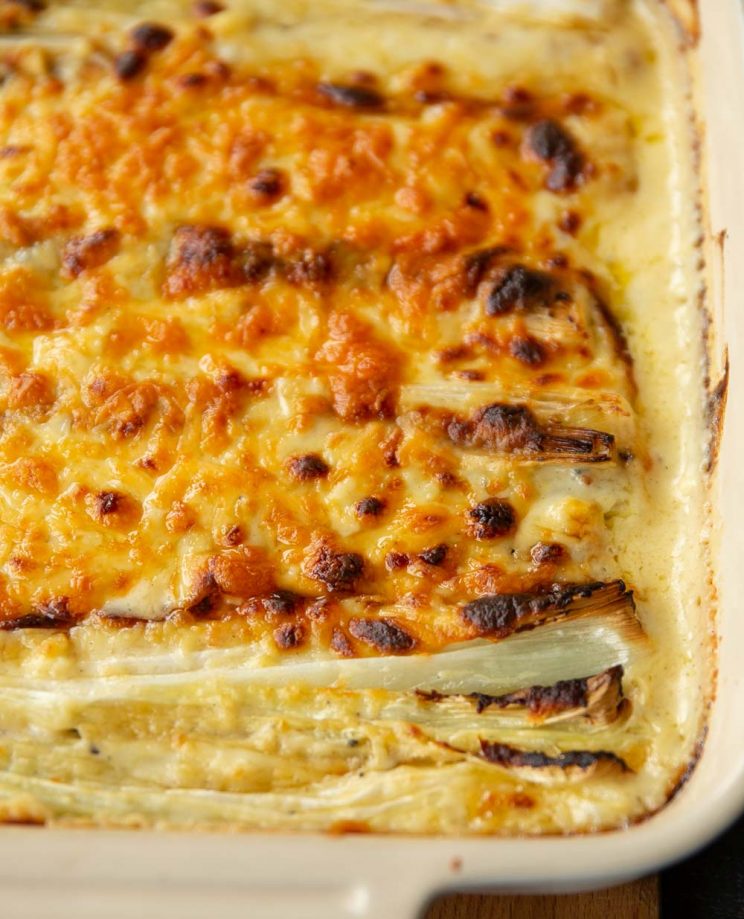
[705,356,728,473]
[417,665,625,720]
[479,740,631,774]
[595,296,637,394]
[460,580,630,638]
[469,666,624,716]
[0,598,75,631]
[664,726,708,805]
[624,723,709,836]
[639,1,723,842]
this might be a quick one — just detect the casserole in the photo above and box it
[0,0,742,913]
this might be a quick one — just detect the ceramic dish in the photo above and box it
[0,0,742,915]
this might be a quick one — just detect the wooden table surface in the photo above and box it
[423,876,658,919]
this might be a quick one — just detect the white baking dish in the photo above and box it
[2,1,743,916]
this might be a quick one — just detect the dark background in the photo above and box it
[661,812,744,918]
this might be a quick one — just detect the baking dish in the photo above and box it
[1,0,742,915]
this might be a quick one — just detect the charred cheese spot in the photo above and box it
[509,336,545,367]
[61,229,120,278]
[355,496,385,518]
[530,542,566,565]
[305,543,365,592]
[96,491,122,515]
[449,403,543,453]
[287,454,330,481]
[187,572,220,615]
[463,191,489,212]
[487,266,553,316]
[418,543,448,566]
[130,23,174,53]
[84,489,140,527]
[384,551,409,571]
[525,119,585,192]
[240,240,275,283]
[175,72,210,89]
[262,590,302,617]
[164,225,240,298]
[559,211,582,235]
[247,168,286,203]
[317,82,385,110]
[501,85,536,121]
[93,381,160,440]
[273,622,305,649]
[114,50,148,82]
[468,499,517,540]
[328,626,352,656]
[348,617,416,653]
[194,0,224,15]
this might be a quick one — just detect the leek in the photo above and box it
[0,600,645,698]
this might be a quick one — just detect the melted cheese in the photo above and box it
[0,0,711,834]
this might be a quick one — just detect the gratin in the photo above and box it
[0,0,712,834]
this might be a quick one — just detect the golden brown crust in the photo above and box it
[0,4,640,653]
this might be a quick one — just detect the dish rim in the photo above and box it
[1,1,743,914]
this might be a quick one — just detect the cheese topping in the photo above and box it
[0,0,711,834]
